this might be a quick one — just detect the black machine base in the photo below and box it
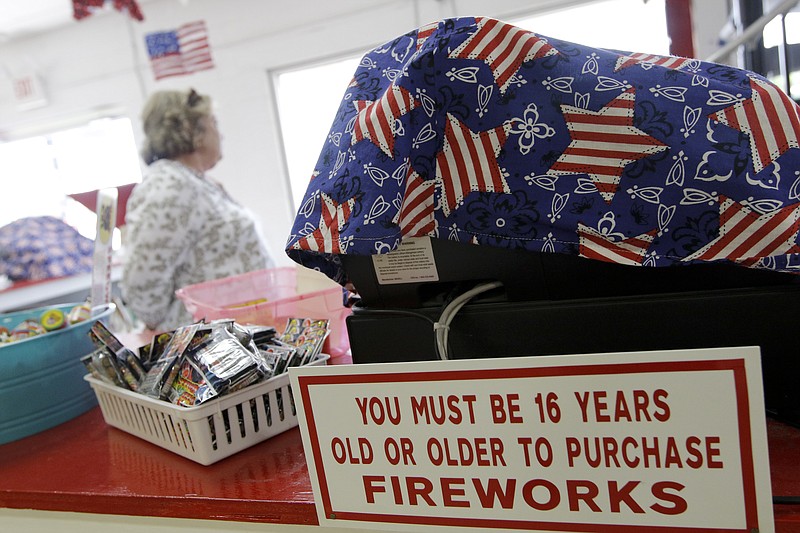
[347,284,800,426]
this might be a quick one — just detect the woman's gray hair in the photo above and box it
[139,88,213,164]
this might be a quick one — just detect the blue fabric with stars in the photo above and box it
[286,16,800,285]
[0,216,94,281]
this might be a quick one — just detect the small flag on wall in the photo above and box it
[145,20,214,81]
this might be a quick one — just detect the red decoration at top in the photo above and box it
[73,0,144,21]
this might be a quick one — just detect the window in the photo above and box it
[763,11,800,99]
[274,1,670,210]
[0,117,142,243]
[512,0,670,55]
[275,57,361,209]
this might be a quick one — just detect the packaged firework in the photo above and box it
[168,357,218,407]
[137,342,153,370]
[146,331,175,367]
[81,352,103,381]
[138,323,200,400]
[279,318,329,367]
[89,322,147,386]
[263,341,297,377]
[183,327,262,397]
[248,325,277,346]
[203,320,274,378]
[86,347,130,389]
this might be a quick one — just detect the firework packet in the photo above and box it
[83,347,130,389]
[279,318,329,367]
[138,323,200,400]
[182,327,264,399]
[89,322,146,389]
[200,320,274,378]
[168,357,218,407]
[248,325,277,346]
[139,331,174,369]
[259,340,297,377]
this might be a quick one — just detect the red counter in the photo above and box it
[1,405,799,530]
[0,408,316,525]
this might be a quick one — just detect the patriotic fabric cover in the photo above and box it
[286,16,800,285]
[0,217,94,282]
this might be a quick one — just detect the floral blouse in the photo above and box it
[122,159,274,331]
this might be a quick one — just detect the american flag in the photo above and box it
[145,21,214,81]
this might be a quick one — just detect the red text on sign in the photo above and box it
[426,437,507,467]
[410,394,478,425]
[331,437,373,464]
[355,396,401,425]
[565,435,724,469]
[574,389,670,423]
[490,393,524,424]
[361,475,687,515]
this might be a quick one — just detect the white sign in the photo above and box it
[12,72,48,111]
[290,347,773,532]
[90,188,117,310]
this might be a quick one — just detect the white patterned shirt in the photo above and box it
[121,159,274,331]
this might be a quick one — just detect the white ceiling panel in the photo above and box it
[0,0,75,42]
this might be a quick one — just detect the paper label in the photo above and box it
[372,237,439,285]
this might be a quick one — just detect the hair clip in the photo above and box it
[187,88,201,107]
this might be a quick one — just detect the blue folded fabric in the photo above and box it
[0,216,94,281]
[286,16,800,284]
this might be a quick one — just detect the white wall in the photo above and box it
[0,0,729,266]
[692,0,731,60]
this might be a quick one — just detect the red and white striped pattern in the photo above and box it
[436,114,510,217]
[397,168,436,237]
[614,52,693,72]
[548,88,668,203]
[684,196,800,263]
[351,83,418,158]
[449,17,557,93]
[292,193,355,254]
[710,76,800,174]
[579,224,656,265]
[416,21,439,50]
[174,21,213,73]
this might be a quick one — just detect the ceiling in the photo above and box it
[0,1,76,43]
[0,0,170,43]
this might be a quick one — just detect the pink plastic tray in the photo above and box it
[175,267,350,356]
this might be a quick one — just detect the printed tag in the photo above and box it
[372,237,439,286]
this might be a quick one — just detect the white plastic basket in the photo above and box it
[84,355,328,465]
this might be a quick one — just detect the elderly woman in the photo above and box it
[122,88,275,332]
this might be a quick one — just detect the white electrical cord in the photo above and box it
[433,281,503,360]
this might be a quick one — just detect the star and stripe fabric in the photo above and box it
[286,16,800,284]
[709,76,800,174]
